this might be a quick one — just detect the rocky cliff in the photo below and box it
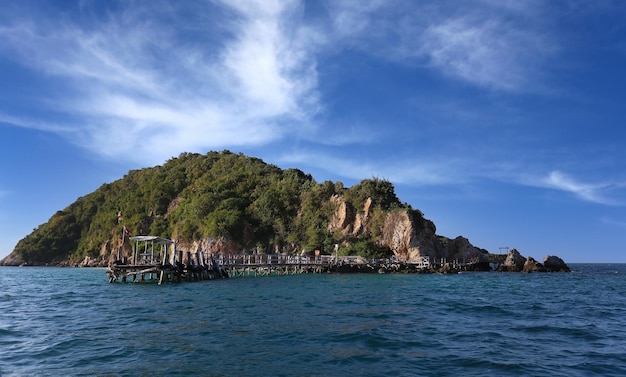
[326,195,487,264]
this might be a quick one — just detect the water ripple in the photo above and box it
[1,265,626,376]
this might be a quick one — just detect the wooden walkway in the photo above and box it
[106,235,491,283]
[107,254,339,283]
[106,250,436,283]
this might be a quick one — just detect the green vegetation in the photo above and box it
[338,238,393,259]
[12,151,411,264]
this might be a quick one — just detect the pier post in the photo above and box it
[159,270,165,285]
[186,251,192,281]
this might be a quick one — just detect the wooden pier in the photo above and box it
[106,236,227,284]
[106,235,490,283]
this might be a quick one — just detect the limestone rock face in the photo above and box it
[543,255,571,272]
[327,195,356,236]
[381,210,440,262]
[522,257,546,273]
[498,248,527,272]
[327,196,372,237]
[353,197,372,236]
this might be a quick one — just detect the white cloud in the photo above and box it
[279,150,466,186]
[325,0,552,91]
[526,170,624,205]
[327,0,387,38]
[601,217,626,228]
[0,112,75,133]
[419,17,535,90]
[0,1,321,166]
[0,0,580,191]
[543,171,603,202]
[0,0,557,169]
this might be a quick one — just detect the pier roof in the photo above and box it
[129,236,175,244]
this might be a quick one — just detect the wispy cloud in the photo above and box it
[601,216,626,228]
[418,16,546,91]
[0,0,557,168]
[278,150,470,186]
[280,145,626,206]
[0,112,76,133]
[0,0,580,197]
[0,1,321,166]
[326,0,552,91]
[523,170,625,205]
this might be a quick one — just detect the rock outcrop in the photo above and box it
[78,256,108,267]
[543,255,571,272]
[353,198,373,236]
[380,210,440,262]
[327,196,373,237]
[445,236,487,264]
[0,253,26,266]
[497,249,526,272]
[327,195,357,236]
[522,257,546,273]
[495,249,570,273]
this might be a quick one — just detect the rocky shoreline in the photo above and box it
[330,252,570,274]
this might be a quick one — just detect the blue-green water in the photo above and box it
[1,264,626,376]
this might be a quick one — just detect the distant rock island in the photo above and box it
[0,150,569,272]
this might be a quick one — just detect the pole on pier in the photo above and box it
[133,240,138,265]
[162,243,168,266]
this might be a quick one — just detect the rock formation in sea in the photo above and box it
[496,249,570,273]
[522,257,547,273]
[543,255,571,272]
[497,248,526,272]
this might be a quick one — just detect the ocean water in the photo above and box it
[1,264,626,376]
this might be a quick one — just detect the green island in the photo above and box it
[0,150,569,273]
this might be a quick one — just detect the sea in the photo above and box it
[1,264,626,377]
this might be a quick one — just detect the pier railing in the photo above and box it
[217,254,335,278]
[217,254,334,267]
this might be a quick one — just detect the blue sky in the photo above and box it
[1,0,626,263]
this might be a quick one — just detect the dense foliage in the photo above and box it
[12,151,409,264]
